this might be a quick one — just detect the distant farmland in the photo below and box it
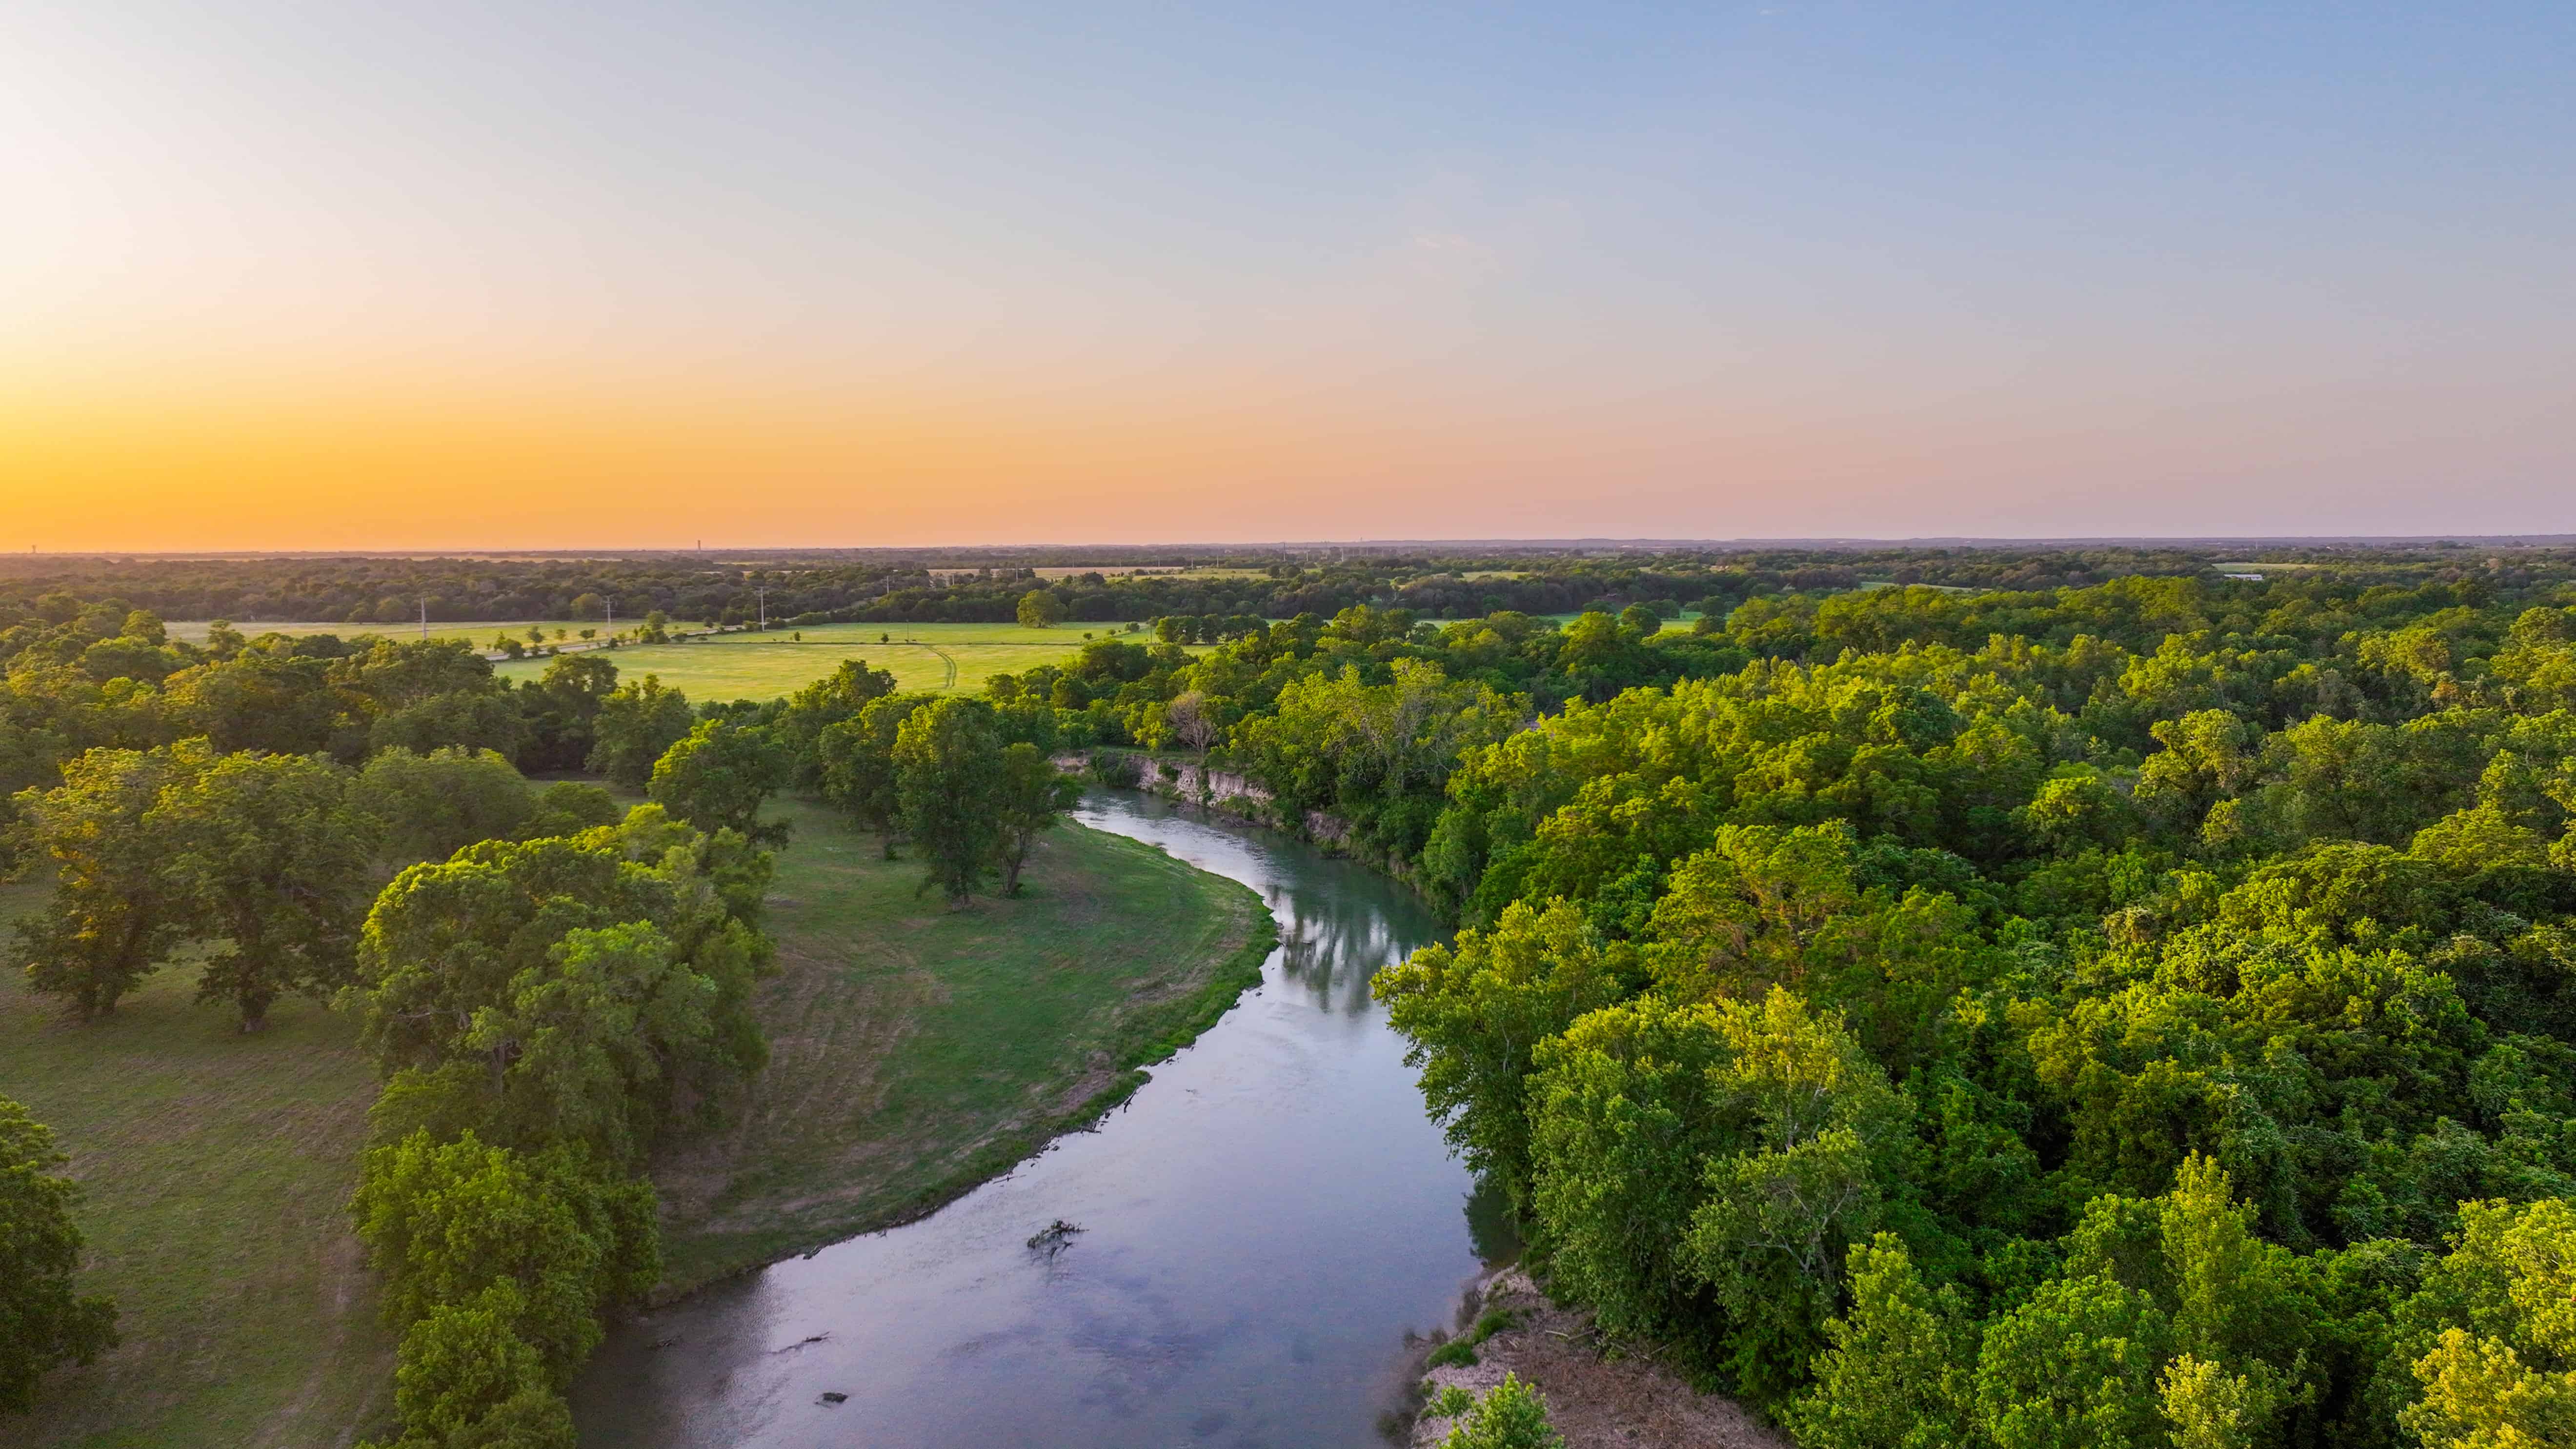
[493,620,1185,700]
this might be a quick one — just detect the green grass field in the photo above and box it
[2,790,1269,1442]
[493,621,1179,702]
[650,793,1272,1287]
[0,881,394,1449]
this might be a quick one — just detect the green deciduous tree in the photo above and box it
[1784,1234,1972,1449]
[1972,1273,2174,1449]
[351,828,769,1163]
[372,1282,571,1449]
[152,746,382,1029]
[815,692,933,855]
[11,744,199,1019]
[586,674,694,787]
[771,660,896,786]
[350,1130,658,1381]
[648,719,789,845]
[353,747,537,867]
[1373,899,1634,1204]
[1016,589,1065,627]
[992,743,1080,895]
[894,697,1006,906]
[0,1096,118,1416]
[2395,1197,2576,1449]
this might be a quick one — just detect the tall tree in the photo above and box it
[353,828,770,1161]
[586,675,694,787]
[894,697,1005,906]
[648,720,789,845]
[153,748,382,1030]
[11,745,200,1019]
[771,659,896,787]
[991,743,1081,895]
[0,1095,119,1415]
[1015,589,1064,628]
[352,747,536,867]
[815,692,933,856]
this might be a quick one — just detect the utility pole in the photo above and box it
[757,588,768,630]
[605,598,614,638]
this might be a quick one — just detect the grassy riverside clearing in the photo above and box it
[0,881,394,1449]
[649,793,1274,1288]
[494,620,1192,700]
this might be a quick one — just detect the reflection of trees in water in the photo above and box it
[1265,877,1442,1016]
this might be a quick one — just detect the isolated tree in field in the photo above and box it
[586,674,694,786]
[648,719,790,845]
[353,747,537,867]
[894,696,1006,905]
[153,747,382,1030]
[815,692,933,855]
[0,1095,119,1415]
[12,745,200,1019]
[991,743,1081,894]
[1016,589,1065,628]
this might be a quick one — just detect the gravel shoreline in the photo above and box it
[1408,1268,1792,1449]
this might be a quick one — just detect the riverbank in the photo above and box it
[645,793,1276,1291]
[1411,1267,1790,1449]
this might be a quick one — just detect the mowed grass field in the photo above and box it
[0,881,394,1449]
[650,793,1273,1287]
[494,621,1186,702]
[168,619,597,649]
[2,788,1270,1441]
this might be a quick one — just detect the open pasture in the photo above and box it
[494,620,1178,702]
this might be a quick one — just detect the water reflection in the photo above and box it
[570,791,1477,1449]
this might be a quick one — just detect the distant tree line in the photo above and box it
[12,542,2565,635]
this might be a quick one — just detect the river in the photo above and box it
[570,790,1487,1448]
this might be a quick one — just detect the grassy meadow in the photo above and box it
[2,789,1270,1441]
[0,880,394,1449]
[494,620,1181,701]
[650,793,1273,1287]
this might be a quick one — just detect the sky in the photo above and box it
[3,1,2572,549]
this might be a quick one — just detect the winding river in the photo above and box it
[570,791,1487,1448]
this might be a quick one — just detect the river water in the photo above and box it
[570,791,1483,1448]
